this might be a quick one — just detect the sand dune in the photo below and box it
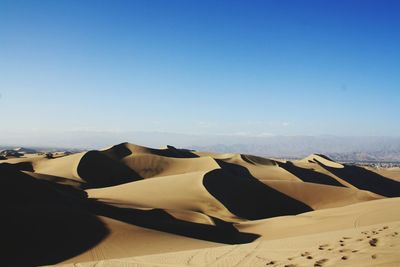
[366,166,400,181]
[61,222,400,267]
[1,142,399,266]
[87,170,242,222]
[59,198,400,267]
[262,180,382,209]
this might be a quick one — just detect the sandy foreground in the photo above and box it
[1,142,399,266]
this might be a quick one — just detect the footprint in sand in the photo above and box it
[378,226,389,232]
[318,244,329,250]
[314,258,328,267]
[369,238,378,247]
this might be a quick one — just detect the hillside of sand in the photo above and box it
[1,142,399,266]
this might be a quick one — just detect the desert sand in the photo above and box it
[1,142,399,266]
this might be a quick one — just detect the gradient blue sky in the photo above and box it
[1,0,399,137]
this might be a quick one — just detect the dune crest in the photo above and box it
[302,153,344,168]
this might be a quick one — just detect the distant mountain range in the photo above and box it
[1,131,400,162]
[188,136,400,162]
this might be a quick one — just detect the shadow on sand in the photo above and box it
[77,150,142,187]
[76,144,199,188]
[142,145,200,158]
[317,162,400,197]
[86,201,259,245]
[204,162,312,220]
[0,164,109,266]
[277,161,345,187]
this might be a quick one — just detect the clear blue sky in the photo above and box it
[1,0,399,137]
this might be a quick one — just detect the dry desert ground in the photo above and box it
[1,143,399,266]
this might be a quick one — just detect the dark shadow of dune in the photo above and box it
[77,143,198,187]
[86,200,258,245]
[39,178,88,199]
[1,161,34,172]
[0,164,109,266]
[101,143,133,160]
[314,154,335,161]
[204,164,312,220]
[166,145,199,158]
[241,154,277,166]
[77,150,142,188]
[317,162,400,197]
[147,145,199,158]
[277,161,345,187]
[25,171,86,189]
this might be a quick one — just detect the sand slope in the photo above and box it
[1,142,399,266]
[58,198,400,267]
[65,222,399,267]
